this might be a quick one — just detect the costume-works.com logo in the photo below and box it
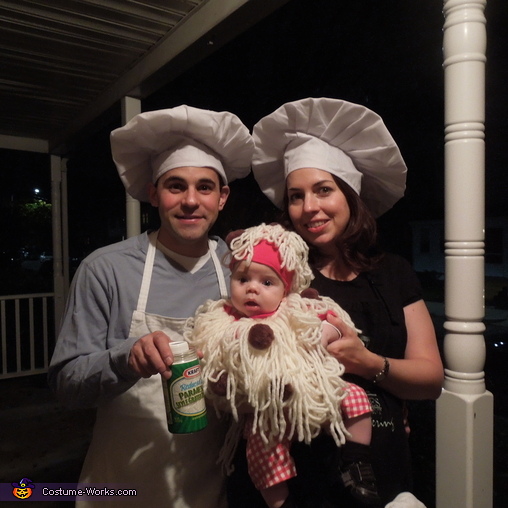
[11,478,35,499]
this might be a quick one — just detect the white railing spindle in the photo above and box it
[0,293,55,379]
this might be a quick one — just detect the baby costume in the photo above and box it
[185,223,374,498]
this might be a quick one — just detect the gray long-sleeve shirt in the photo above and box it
[48,231,230,408]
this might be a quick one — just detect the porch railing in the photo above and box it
[0,293,55,380]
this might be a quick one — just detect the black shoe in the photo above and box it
[340,461,381,506]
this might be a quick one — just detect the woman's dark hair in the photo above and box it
[281,175,382,274]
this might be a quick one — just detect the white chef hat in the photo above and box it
[252,98,407,217]
[110,105,254,202]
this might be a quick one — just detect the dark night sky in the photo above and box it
[1,0,507,259]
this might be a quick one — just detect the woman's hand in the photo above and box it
[323,312,381,377]
[326,301,444,400]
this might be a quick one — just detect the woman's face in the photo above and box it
[286,167,351,254]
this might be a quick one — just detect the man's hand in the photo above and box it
[128,331,174,380]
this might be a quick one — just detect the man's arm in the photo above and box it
[49,257,177,408]
[48,261,144,408]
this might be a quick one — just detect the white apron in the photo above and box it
[77,232,229,507]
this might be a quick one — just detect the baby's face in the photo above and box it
[230,261,286,317]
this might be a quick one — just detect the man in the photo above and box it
[48,105,254,507]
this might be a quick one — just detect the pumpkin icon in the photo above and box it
[11,478,35,499]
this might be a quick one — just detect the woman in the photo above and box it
[231,98,443,507]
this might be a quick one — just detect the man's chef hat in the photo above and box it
[110,105,254,202]
[252,98,407,217]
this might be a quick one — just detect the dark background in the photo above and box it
[2,0,506,263]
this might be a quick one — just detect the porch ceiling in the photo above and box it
[0,0,289,155]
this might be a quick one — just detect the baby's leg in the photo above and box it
[246,432,296,508]
[340,384,380,505]
[341,382,373,443]
[341,382,373,458]
[344,413,372,445]
[260,483,289,508]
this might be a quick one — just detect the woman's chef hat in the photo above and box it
[110,105,254,202]
[252,98,407,217]
[227,223,313,294]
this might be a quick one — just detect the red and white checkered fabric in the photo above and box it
[246,433,297,490]
[244,383,371,491]
[342,382,372,419]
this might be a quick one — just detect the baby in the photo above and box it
[185,223,379,508]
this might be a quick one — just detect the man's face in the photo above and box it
[149,166,230,256]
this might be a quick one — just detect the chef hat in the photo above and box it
[252,98,407,217]
[228,223,313,294]
[110,105,254,202]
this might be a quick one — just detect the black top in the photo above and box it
[227,253,424,507]
[310,252,422,360]
[306,253,422,504]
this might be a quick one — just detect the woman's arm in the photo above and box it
[374,300,443,399]
[325,300,444,400]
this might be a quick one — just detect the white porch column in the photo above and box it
[51,155,66,333]
[437,1,493,507]
[121,96,142,238]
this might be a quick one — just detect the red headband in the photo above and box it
[232,240,294,291]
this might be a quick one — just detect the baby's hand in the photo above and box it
[321,312,343,347]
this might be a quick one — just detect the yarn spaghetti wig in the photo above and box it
[185,292,357,472]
